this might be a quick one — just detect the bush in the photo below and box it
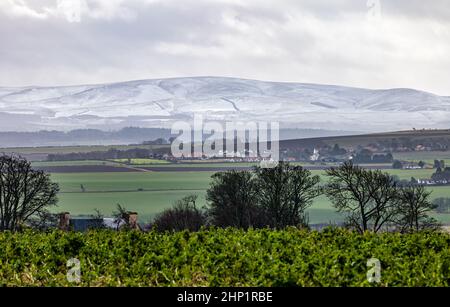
[392,160,403,169]
[1,228,450,286]
[151,195,207,231]
[206,170,265,229]
[433,198,450,214]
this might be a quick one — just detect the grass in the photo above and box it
[387,168,435,180]
[30,159,339,169]
[394,151,450,165]
[51,172,214,222]
[160,162,259,168]
[51,171,215,192]
[56,190,208,223]
[110,158,170,165]
[32,160,120,167]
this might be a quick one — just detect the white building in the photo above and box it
[310,149,320,162]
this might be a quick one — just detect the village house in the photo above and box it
[417,178,450,186]
[58,212,141,232]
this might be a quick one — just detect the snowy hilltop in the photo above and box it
[0,76,449,132]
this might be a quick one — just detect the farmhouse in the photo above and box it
[403,163,423,170]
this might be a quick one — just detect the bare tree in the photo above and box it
[325,161,398,233]
[206,163,321,229]
[112,204,129,230]
[364,168,399,232]
[395,185,439,233]
[27,210,59,231]
[254,162,321,228]
[0,155,59,231]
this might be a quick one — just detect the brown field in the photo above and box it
[34,165,141,173]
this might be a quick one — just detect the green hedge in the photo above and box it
[1,228,450,286]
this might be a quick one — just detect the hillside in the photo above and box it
[280,129,450,150]
[1,77,449,132]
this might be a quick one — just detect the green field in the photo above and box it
[110,158,170,165]
[49,168,450,225]
[386,168,435,180]
[32,160,119,167]
[160,162,259,168]
[3,131,450,227]
[0,144,170,155]
[394,151,450,165]
[52,172,214,223]
[33,160,393,169]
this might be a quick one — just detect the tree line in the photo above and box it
[152,161,439,234]
[47,148,162,161]
[0,155,440,234]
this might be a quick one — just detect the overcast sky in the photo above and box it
[1,0,449,95]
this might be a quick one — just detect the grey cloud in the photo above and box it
[0,0,449,95]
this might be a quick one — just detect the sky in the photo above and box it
[0,0,449,95]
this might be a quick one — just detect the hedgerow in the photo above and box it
[1,228,450,286]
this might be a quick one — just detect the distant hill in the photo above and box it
[0,127,357,148]
[280,129,450,151]
[1,76,449,132]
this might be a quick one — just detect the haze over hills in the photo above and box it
[0,77,449,134]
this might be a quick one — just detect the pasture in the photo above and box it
[110,158,170,165]
[393,151,450,165]
[49,168,450,225]
[4,143,446,225]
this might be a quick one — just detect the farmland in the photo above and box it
[110,158,170,165]
[281,129,450,150]
[2,138,450,226]
[52,171,212,223]
[48,167,450,225]
[0,144,170,155]
[393,151,450,165]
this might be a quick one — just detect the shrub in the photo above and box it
[151,195,207,232]
[1,228,450,286]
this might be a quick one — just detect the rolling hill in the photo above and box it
[0,77,449,133]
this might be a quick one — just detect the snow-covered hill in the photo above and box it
[0,77,449,132]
